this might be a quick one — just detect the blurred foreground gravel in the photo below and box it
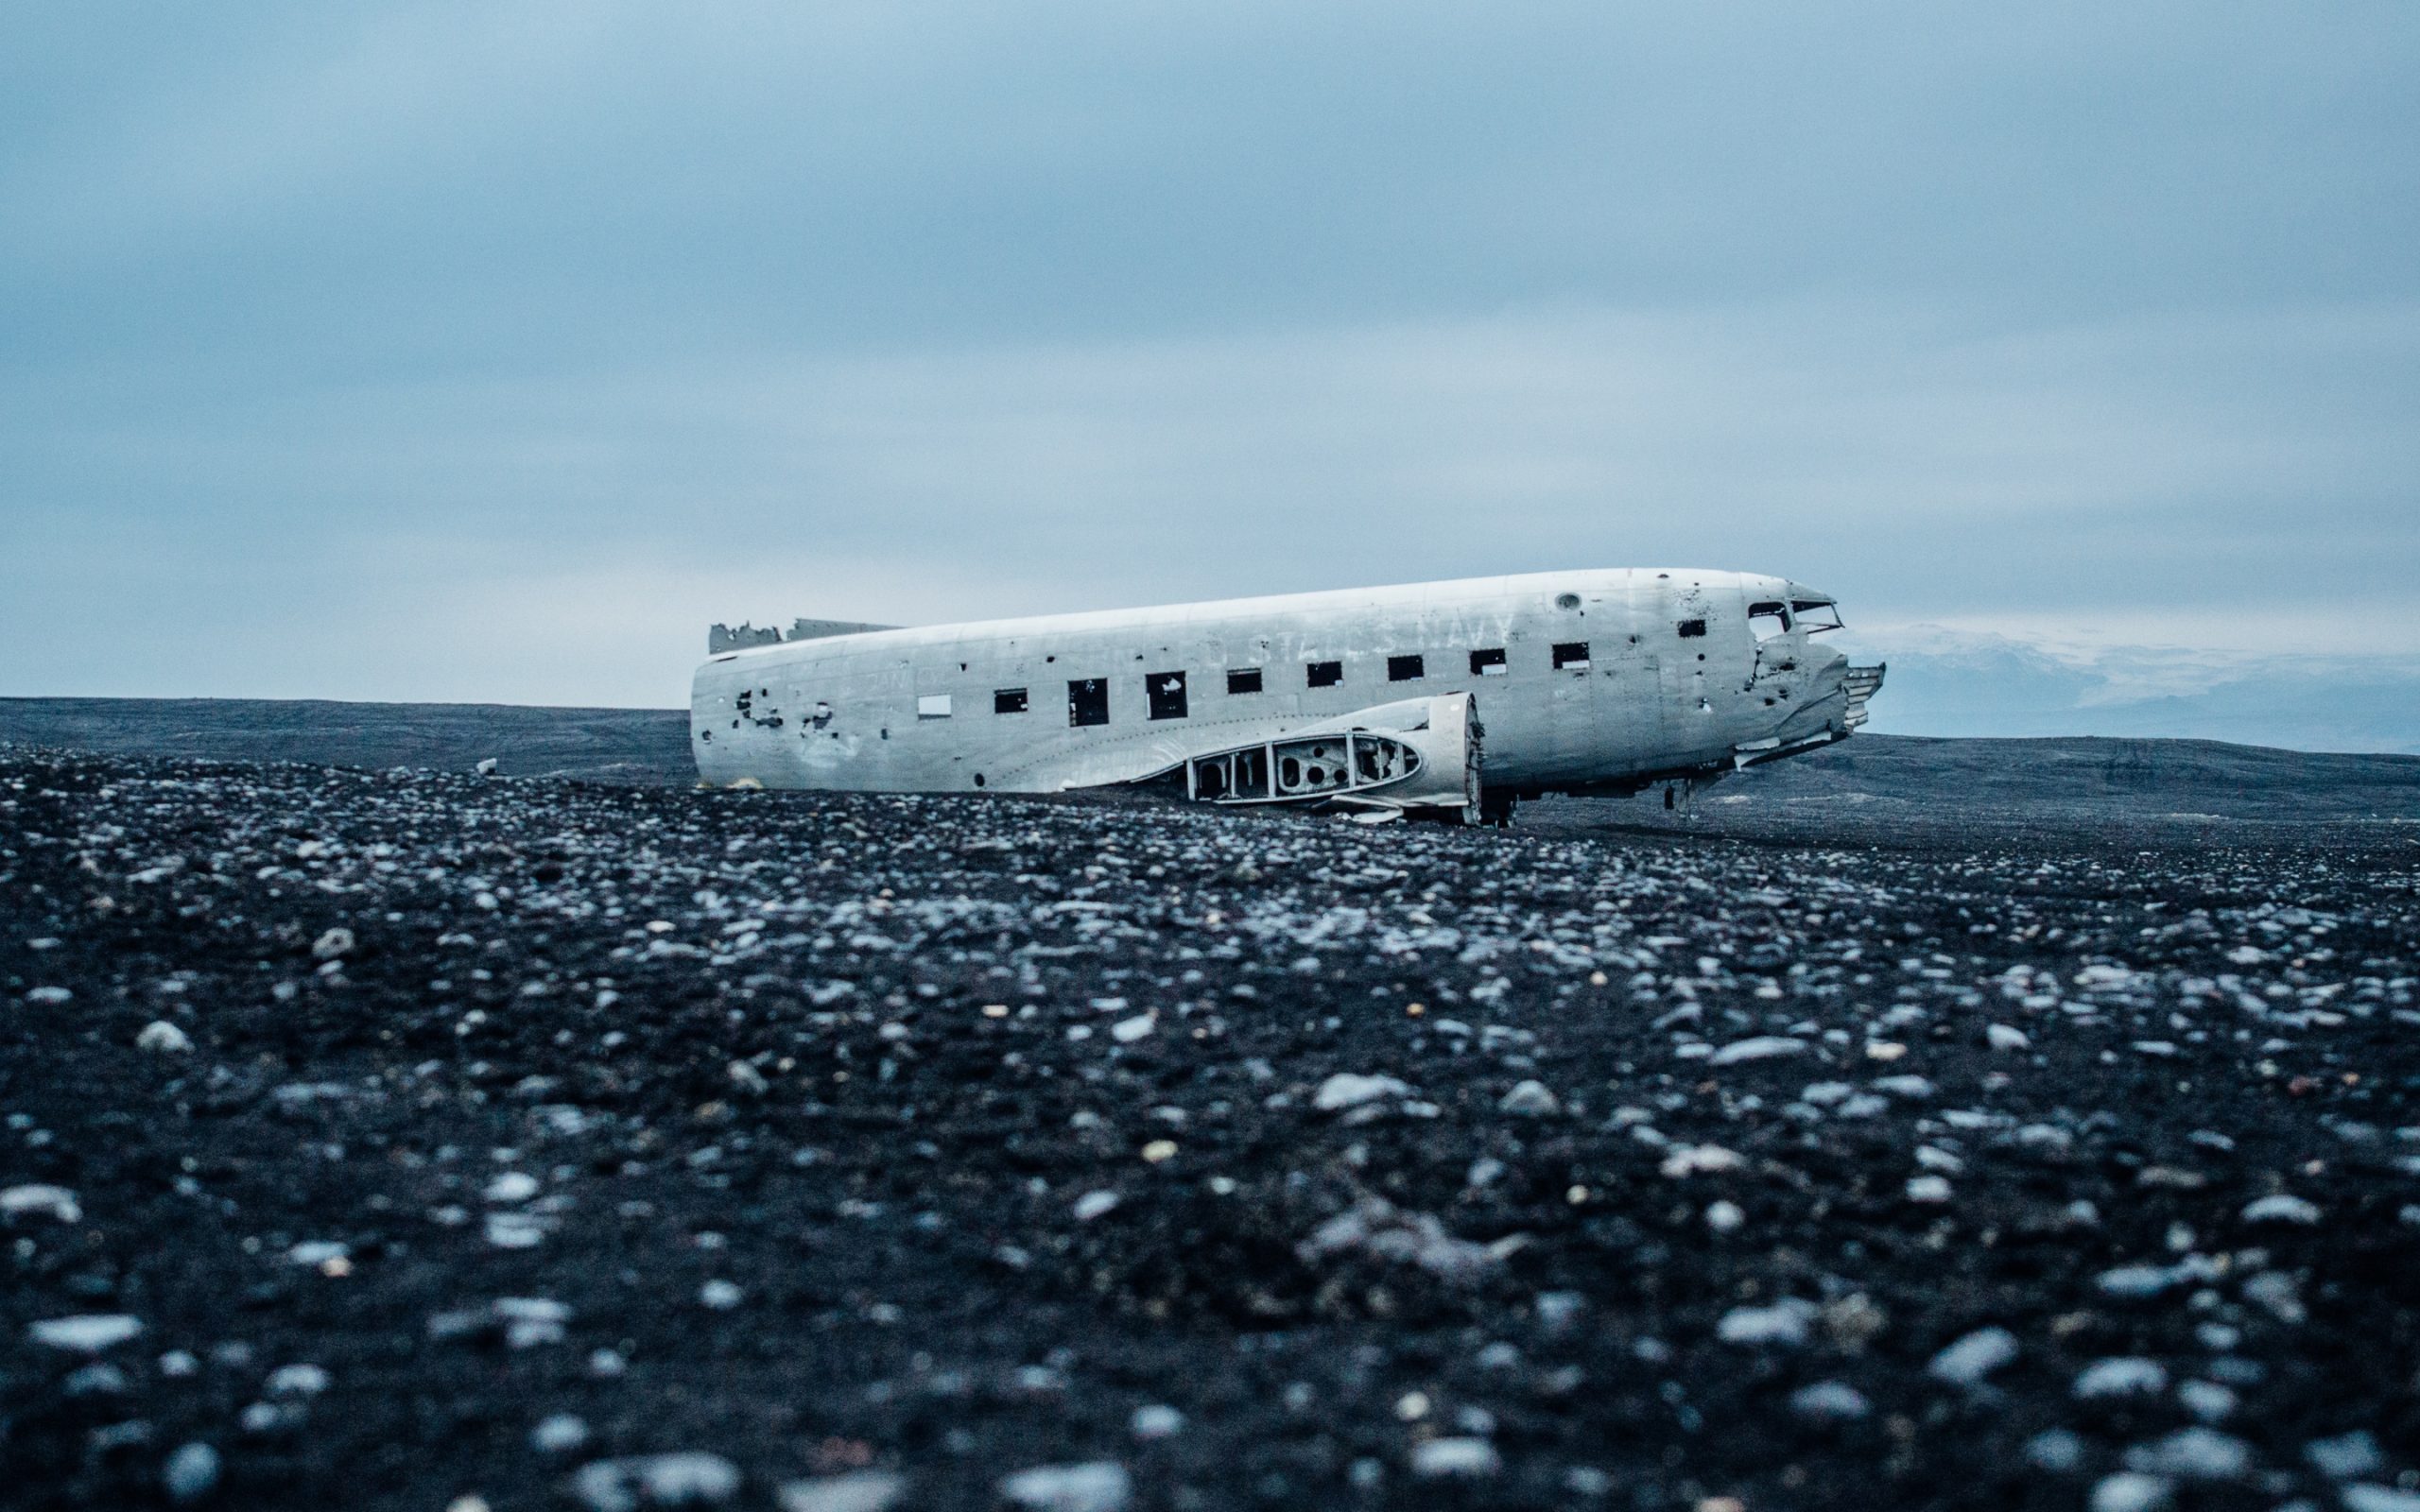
[4,749,2418,1511]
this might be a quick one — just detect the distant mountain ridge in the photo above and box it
[1837,627,2420,753]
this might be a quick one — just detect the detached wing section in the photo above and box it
[1107,694,1482,822]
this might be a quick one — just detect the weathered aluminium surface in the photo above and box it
[692,569,1882,819]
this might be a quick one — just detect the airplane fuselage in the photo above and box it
[689,568,1879,809]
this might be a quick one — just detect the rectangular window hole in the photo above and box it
[1226,667,1263,695]
[1387,654,1425,682]
[1067,678,1109,727]
[916,694,952,719]
[1306,660,1343,689]
[1677,619,1707,639]
[1470,647,1507,677]
[1147,670,1188,720]
[994,687,1028,714]
[1552,641,1592,670]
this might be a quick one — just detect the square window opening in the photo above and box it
[1552,641,1591,670]
[1147,670,1188,720]
[1748,602,1790,641]
[1067,678,1109,727]
[1387,654,1425,682]
[1677,619,1707,639]
[1470,647,1508,677]
[1306,660,1343,689]
[994,687,1028,714]
[1226,667,1264,696]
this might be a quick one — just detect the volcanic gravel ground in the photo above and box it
[4,750,2419,1512]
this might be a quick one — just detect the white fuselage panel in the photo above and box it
[689,568,1860,796]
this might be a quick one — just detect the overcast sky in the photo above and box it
[5,3,2415,725]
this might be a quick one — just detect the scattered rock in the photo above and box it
[572,1453,743,1512]
[136,1020,193,1053]
[1313,1074,1411,1112]
[997,1461,1132,1512]
[1927,1327,2018,1386]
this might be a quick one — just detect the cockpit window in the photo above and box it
[1789,599,1843,634]
[1748,601,1791,642]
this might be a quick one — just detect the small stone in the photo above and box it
[1708,1037,1806,1066]
[1109,1013,1156,1043]
[699,1280,743,1310]
[778,1472,906,1512]
[1498,1080,1561,1116]
[2176,1381,2236,1422]
[573,1453,743,1512]
[1072,1191,1120,1222]
[1906,1175,1953,1203]
[1704,1200,1744,1233]
[484,1172,541,1204]
[1,1183,82,1224]
[310,928,355,961]
[533,1415,591,1453]
[1986,1023,2031,1051]
[1313,1074,1411,1112]
[1129,1404,1184,1438]
[30,1315,143,1352]
[2123,1428,2250,1480]
[164,1442,219,1502]
[2074,1358,2169,1400]
[27,986,74,1005]
[2027,1430,2086,1473]
[267,1363,329,1396]
[2089,1472,2173,1512]
[2239,1194,2320,1226]
[1717,1300,1813,1348]
[2342,1487,2420,1512]
[475,758,500,775]
[1410,1438,1501,1479]
[1789,1381,1870,1419]
[997,1461,1132,1512]
[2305,1431,2384,1481]
[1927,1326,2018,1385]
[137,1021,194,1054]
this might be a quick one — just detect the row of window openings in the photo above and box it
[914,636,1668,724]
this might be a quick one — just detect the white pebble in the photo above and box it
[2089,1472,2172,1512]
[1708,1036,1806,1066]
[997,1461,1132,1512]
[1497,1080,1561,1116]
[532,1414,591,1452]
[1313,1073,1411,1112]
[2074,1358,2168,1399]
[137,1021,194,1054]
[1789,1381,1870,1419]
[164,1442,219,1502]
[1072,1191,1120,1222]
[1409,1437,1501,1479]
[777,1472,906,1512]
[699,1280,743,1310]
[1129,1404,1184,1438]
[2239,1194,2319,1226]
[1927,1326,2018,1385]
[0,1183,81,1224]
[29,1314,143,1352]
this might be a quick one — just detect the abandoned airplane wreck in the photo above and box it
[692,569,1884,822]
